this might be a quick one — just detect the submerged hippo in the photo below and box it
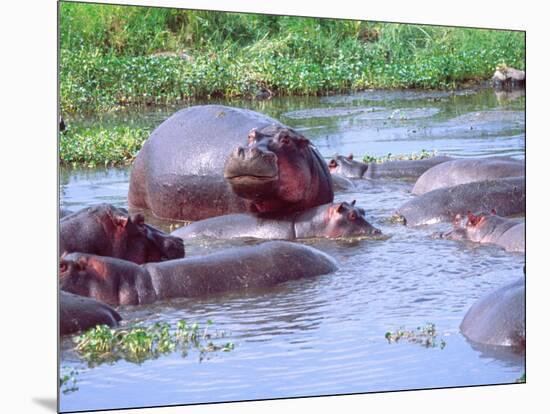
[60,241,338,306]
[412,158,524,195]
[129,105,333,221]
[395,177,525,226]
[60,204,185,263]
[60,291,121,335]
[460,278,525,350]
[437,211,525,253]
[327,154,453,180]
[172,201,381,240]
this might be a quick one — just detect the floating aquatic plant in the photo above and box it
[385,322,447,349]
[74,319,235,365]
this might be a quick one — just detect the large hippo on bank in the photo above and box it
[437,211,525,253]
[59,241,338,306]
[129,105,333,221]
[394,177,525,226]
[172,201,381,240]
[60,204,185,263]
[412,158,524,195]
[460,278,525,350]
[60,291,121,335]
[327,154,453,180]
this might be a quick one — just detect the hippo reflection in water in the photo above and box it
[172,200,381,240]
[60,241,339,306]
[129,105,333,221]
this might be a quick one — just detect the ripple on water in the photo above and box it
[60,88,524,412]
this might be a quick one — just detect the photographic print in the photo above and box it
[58,1,526,412]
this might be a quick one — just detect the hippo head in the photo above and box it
[322,200,382,238]
[103,206,185,263]
[224,125,334,214]
[327,154,367,178]
[60,253,123,306]
[59,252,148,306]
[440,210,497,242]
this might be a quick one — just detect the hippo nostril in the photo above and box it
[237,147,245,159]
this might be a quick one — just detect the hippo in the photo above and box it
[60,291,121,335]
[460,278,525,350]
[412,158,525,195]
[60,204,185,263]
[129,105,333,221]
[436,211,525,253]
[172,201,381,240]
[394,177,525,226]
[327,154,453,180]
[59,241,338,306]
[331,173,355,191]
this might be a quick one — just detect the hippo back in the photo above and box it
[141,105,282,177]
[60,291,122,335]
[412,158,525,195]
[460,278,525,349]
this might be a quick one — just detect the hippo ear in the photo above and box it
[130,213,145,226]
[336,203,345,213]
[75,256,88,271]
[248,128,258,142]
[350,200,356,206]
[347,154,354,160]
[328,159,338,168]
[113,214,129,228]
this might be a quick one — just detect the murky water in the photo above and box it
[59,87,525,412]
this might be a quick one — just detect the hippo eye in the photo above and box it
[279,132,291,145]
[348,211,357,221]
[60,262,68,273]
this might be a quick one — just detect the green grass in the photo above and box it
[60,2,525,115]
[60,124,150,167]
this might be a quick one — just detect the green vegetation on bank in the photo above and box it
[60,124,150,167]
[60,2,525,114]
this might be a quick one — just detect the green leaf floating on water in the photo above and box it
[385,322,447,349]
[73,319,235,366]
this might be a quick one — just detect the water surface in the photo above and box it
[60,87,525,412]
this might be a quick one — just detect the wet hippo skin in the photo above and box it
[412,158,524,195]
[460,278,525,350]
[437,211,524,253]
[60,241,339,306]
[327,154,453,180]
[60,291,122,335]
[395,177,525,226]
[60,204,185,263]
[172,201,381,240]
[129,105,333,221]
